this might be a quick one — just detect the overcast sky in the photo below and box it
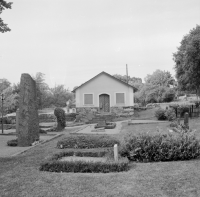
[0,0,199,90]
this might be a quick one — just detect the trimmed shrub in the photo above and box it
[165,108,176,121]
[120,129,200,162]
[155,108,167,120]
[7,139,18,146]
[57,135,120,149]
[39,150,129,173]
[54,107,66,131]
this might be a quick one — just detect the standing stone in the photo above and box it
[17,74,39,146]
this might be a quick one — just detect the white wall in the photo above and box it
[75,73,134,107]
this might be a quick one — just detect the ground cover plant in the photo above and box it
[57,134,120,149]
[40,150,129,173]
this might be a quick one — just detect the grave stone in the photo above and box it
[17,74,39,146]
[97,120,106,127]
[114,144,118,161]
[184,112,189,129]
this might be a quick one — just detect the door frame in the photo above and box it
[98,93,111,112]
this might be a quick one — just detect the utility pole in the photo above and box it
[126,64,129,84]
[1,94,4,134]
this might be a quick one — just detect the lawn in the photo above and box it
[121,117,200,140]
[1,120,200,197]
[132,107,159,120]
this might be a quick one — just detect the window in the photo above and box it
[116,93,125,104]
[84,94,93,105]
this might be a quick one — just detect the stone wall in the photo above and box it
[111,106,134,117]
[75,106,134,123]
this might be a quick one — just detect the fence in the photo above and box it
[173,105,200,118]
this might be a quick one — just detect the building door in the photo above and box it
[99,94,110,112]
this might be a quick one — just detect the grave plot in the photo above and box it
[40,134,129,173]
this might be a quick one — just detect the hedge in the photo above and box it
[57,135,120,149]
[120,127,200,162]
[39,150,129,173]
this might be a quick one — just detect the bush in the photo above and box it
[155,108,167,120]
[162,89,176,102]
[39,150,129,173]
[165,108,176,121]
[54,107,66,131]
[7,139,18,146]
[39,129,47,134]
[57,135,120,149]
[120,129,200,162]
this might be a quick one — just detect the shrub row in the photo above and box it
[39,150,129,173]
[57,135,120,149]
[120,130,200,162]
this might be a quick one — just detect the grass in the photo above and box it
[1,119,200,196]
[132,107,159,120]
[121,117,200,139]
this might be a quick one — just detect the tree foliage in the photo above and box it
[135,70,176,105]
[0,74,75,114]
[173,25,200,94]
[0,78,10,92]
[32,72,51,109]
[0,0,12,33]
[32,72,75,109]
[145,69,175,87]
[113,74,143,90]
[50,85,74,107]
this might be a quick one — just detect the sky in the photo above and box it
[0,0,200,90]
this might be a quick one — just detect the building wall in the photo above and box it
[75,73,134,108]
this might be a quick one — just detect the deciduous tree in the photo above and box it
[0,0,12,33]
[145,69,175,87]
[173,25,200,95]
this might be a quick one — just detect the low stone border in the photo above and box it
[69,125,90,134]
[128,120,167,125]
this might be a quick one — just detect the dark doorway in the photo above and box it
[99,94,110,112]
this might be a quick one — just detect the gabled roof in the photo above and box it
[72,71,137,93]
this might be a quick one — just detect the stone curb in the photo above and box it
[128,121,167,125]
[11,133,63,157]
[69,125,89,134]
